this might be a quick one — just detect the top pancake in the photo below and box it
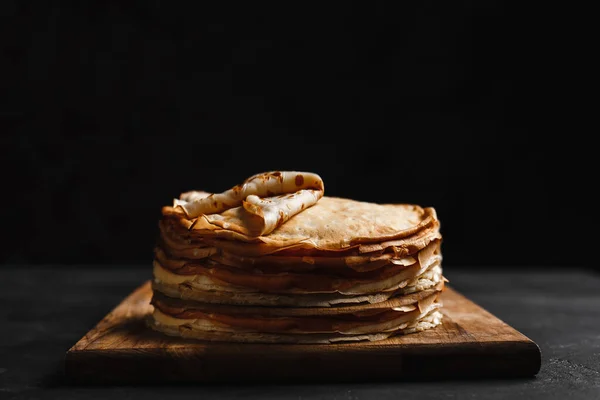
[162,171,440,256]
[169,196,439,254]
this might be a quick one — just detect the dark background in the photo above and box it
[2,2,592,269]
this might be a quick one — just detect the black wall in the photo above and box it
[2,3,591,268]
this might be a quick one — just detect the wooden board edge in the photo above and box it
[64,338,541,384]
[67,280,152,353]
[441,286,539,345]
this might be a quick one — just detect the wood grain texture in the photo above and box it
[65,281,541,384]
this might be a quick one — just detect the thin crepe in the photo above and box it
[177,171,325,236]
[152,245,441,295]
[150,293,441,334]
[150,172,445,343]
[151,283,443,317]
[199,189,323,237]
[151,266,443,307]
[148,307,443,343]
[191,196,437,244]
[182,197,441,258]
[153,239,440,285]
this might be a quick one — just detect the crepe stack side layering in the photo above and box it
[149,171,446,343]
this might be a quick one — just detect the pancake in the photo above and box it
[179,172,325,236]
[152,265,444,307]
[148,310,443,344]
[155,237,439,274]
[179,171,324,218]
[152,252,441,295]
[189,196,439,248]
[148,170,446,342]
[148,308,443,344]
[150,299,441,335]
[211,250,417,272]
[149,285,443,341]
[159,197,441,258]
[158,219,217,259]
[151,282,443,317]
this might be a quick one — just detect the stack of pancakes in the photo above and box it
[149,171,445,343]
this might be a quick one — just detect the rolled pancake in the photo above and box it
[178,172,325,236]
[178,171,324,218]
[152,264,443,307]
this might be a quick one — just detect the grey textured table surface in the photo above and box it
[1,266,599,400]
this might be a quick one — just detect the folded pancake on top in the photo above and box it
[178,171,324,236]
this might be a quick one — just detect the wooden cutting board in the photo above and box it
[65,282,541,383]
